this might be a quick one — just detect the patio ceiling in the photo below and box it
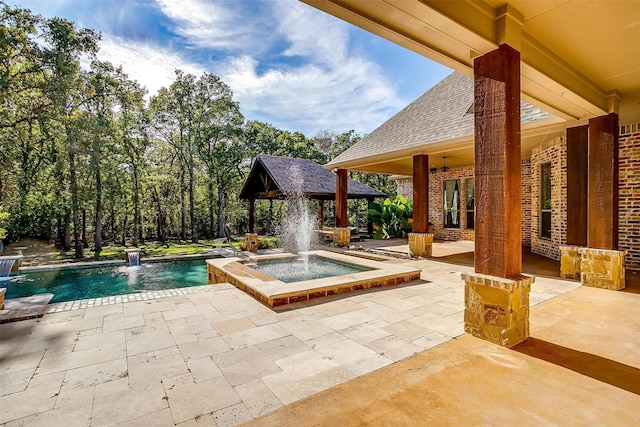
[302,0,640,173]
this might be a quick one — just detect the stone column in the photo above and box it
[409,154,433,257]
[463,44,531,348]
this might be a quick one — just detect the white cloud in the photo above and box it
[155,0,269,51]
[214,1,404,135]
[273,1,348,66]
[96,36,204,97]
[221,54,403,135]
[95,0,408,134]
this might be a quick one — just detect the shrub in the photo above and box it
[368,195,413,239]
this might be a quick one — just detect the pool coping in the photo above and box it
[207,250,422,308]
[0,284,225,323]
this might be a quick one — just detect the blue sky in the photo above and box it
[13,0,451,136]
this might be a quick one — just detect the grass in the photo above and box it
[8,238,243,266]
[7,236,284,266]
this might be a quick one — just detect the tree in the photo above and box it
[149,71,200,242]
[40,16,100,258]
[150,70,245,241]
[192,73,245,237]
[112,68,148,246]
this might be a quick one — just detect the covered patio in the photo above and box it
[304,0,640,350]
[239,155,384,245]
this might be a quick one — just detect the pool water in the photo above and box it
[247,255,372,283]
[3,259,210,303]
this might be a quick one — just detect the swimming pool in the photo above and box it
[3,258,212,303]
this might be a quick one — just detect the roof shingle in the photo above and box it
[328,72,552,166]
[239,155,385,200]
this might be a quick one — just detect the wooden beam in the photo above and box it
[335,169,348,228]
[474,44,522,279]
[588,113,619,250]
[248,198,255,234]
[367,198,374,236]
[412,155,429,233]
[566,125,588,246]
[318,200,324,228]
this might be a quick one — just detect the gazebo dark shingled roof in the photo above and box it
[239,155,385,201]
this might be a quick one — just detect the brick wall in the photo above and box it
[619,123,640,270]
[530,136,567,260]
[521,159,532,246]
[395,161,532,242]
[396,178,413,201]
[392,124,640,270]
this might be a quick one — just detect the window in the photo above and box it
[466,178,475,230]
[443,179,460,228]
[540,163,552,239]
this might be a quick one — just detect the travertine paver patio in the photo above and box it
[0,257,579,426]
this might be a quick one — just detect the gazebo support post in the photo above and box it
[318,200,324,228]
[462,43,533,348]
[408,154,433,257]
[333,169,350,245]
[245,198,258,252]
[248,198,255,234]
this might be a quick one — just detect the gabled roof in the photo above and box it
[239,155,385,200]
[327,71,552,168]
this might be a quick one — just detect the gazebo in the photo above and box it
[239,155,384,240]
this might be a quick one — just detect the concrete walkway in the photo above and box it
[248,285,640,426]
[1,252,625,426]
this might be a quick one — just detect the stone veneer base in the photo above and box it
[245,233,258,253]
[462,272,534,348]
[579,247,626,290]
[559,245,582,279]
[332,228,351,246]
[408,232,434,257]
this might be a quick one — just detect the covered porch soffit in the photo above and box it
[302,0,640,133]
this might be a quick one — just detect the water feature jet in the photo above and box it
[0,255,23,280]
[125,248,141,267]
[281,165,318,270]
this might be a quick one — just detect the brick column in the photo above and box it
[409,154,433,257]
